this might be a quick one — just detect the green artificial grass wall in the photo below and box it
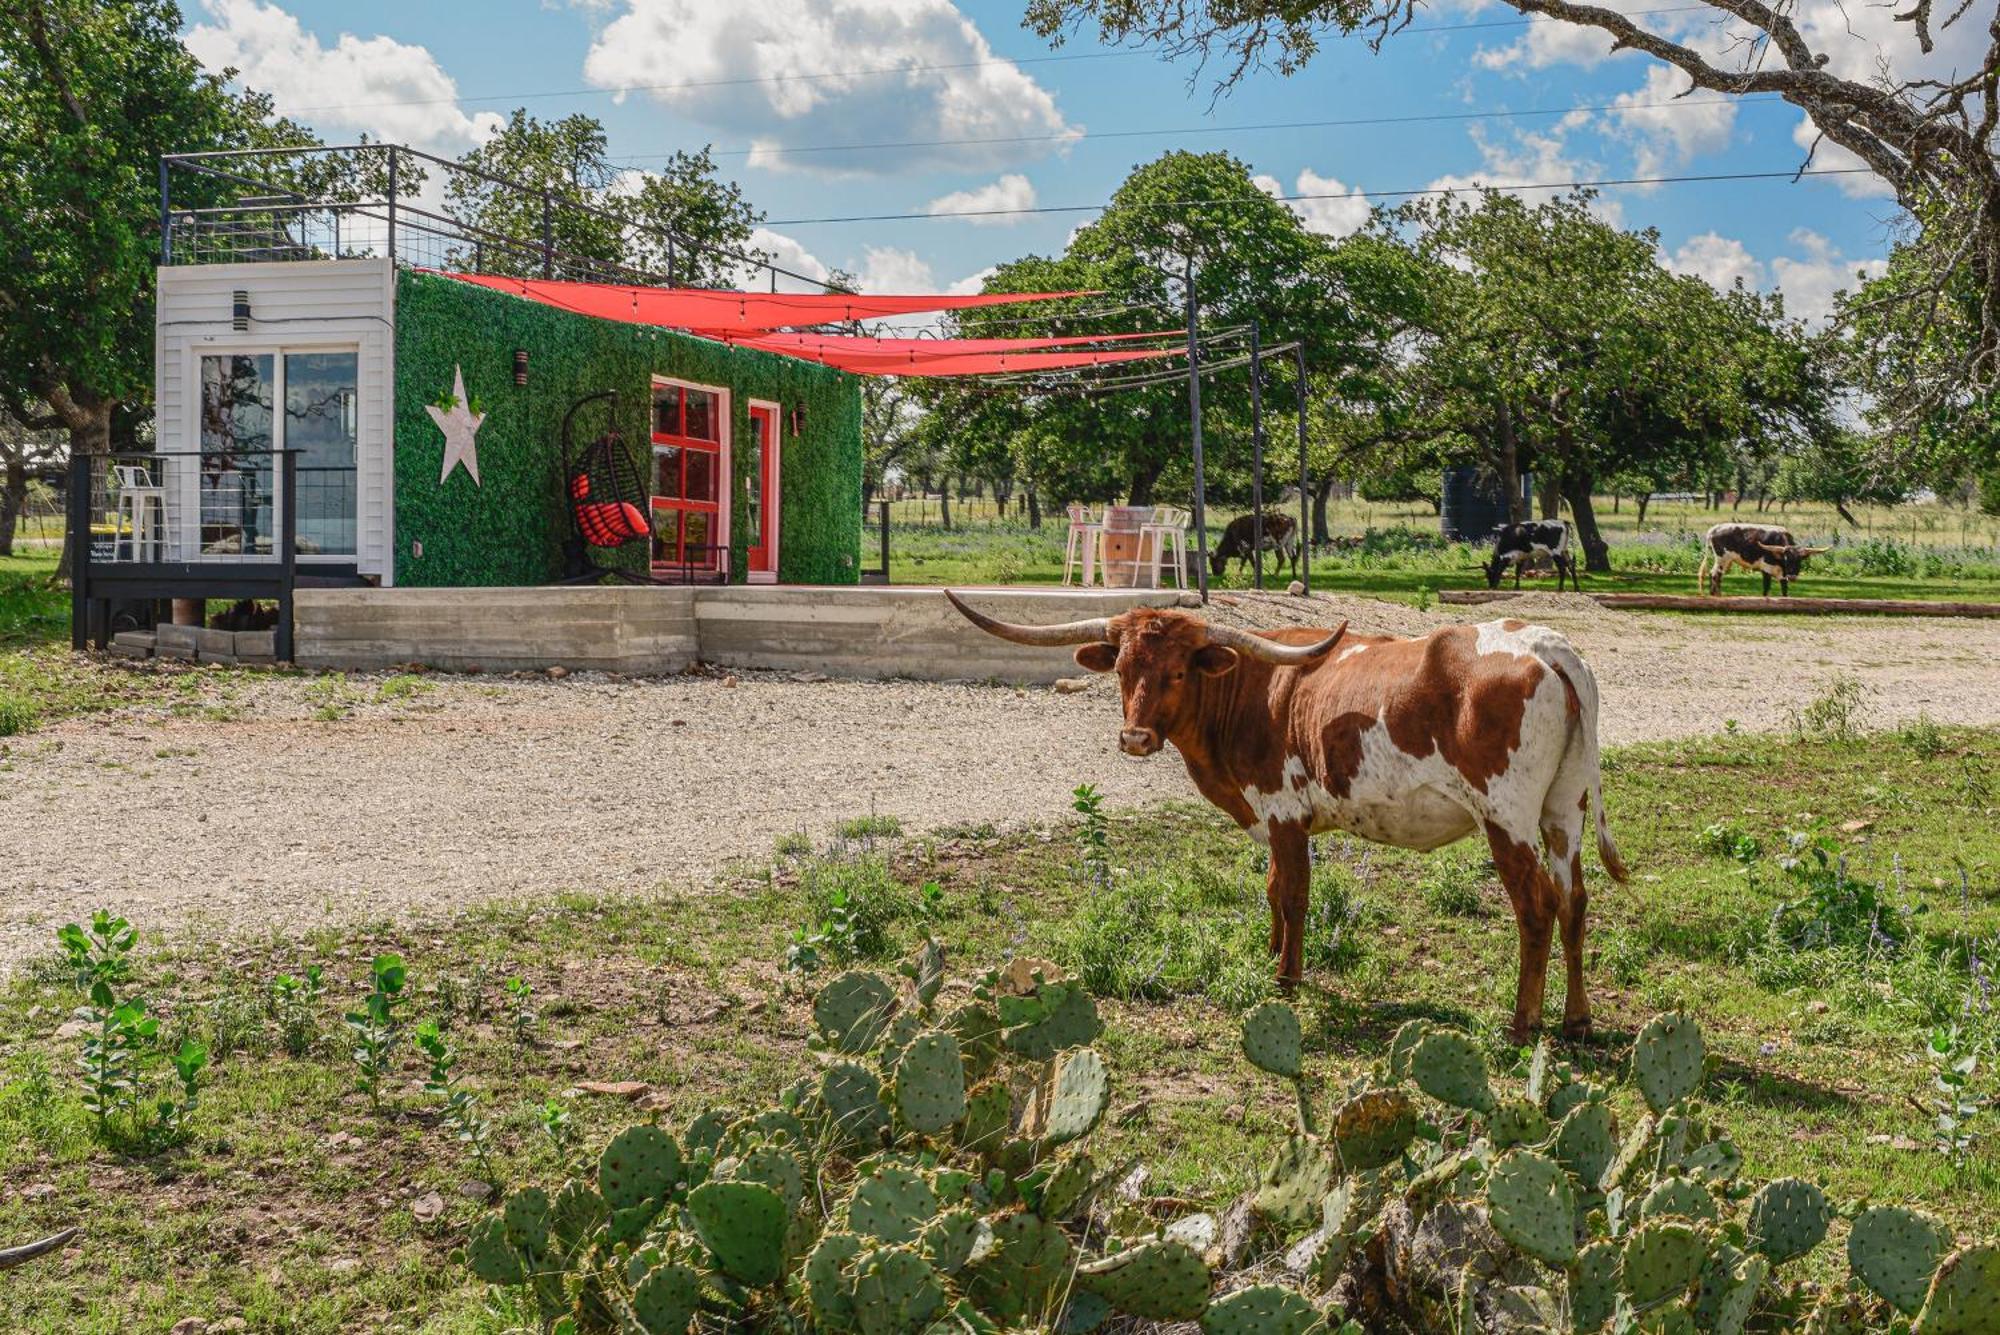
[393,271,862,587]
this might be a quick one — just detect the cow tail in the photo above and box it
[1695,542,1711,596]
[1550,651,1629,884]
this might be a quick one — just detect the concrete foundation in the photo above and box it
[294,585,1185,683]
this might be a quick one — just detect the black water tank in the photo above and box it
[1441,467,1530,541]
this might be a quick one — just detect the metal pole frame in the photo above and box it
[1186,260,1209,605]
[158,158,172,265]
[1250,320,1264,590]
[1294,342,1311,597]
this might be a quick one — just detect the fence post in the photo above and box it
[158,158,172,265]
[1294,342,1311,597]
[1185,259,1209,605]
[277,450,298,663]
[68,452,91,650]
[541,191,555,279]
[1250,319,1264,590]
[879,498,890,581]
[386,148,398,264]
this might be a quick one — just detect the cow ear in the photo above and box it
[1192,645,1239,677]
[1073,642,1118,673]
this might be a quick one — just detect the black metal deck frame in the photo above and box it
[69,449,300,659]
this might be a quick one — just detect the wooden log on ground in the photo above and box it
[1437,589,2000,618]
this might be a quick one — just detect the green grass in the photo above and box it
[2,724,1995,1330]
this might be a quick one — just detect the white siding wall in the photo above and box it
[155,259,396,582]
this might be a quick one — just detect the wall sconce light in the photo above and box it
[513,349,529,386]
[791,401,807,435]
[231,290,251,331]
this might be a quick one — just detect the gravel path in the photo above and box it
[6,592,1998,966]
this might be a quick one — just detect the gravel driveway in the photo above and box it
[5,591,1998,966]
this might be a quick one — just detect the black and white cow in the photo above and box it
[1697,523,1828,597]
[1211,512,1301,579]
[1486,520,1579,592]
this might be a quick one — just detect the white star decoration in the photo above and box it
[426,364,486,486]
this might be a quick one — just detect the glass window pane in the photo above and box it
[199,354,275,556]
[653,386,680,437]
[285,352,358,556]
[745,414,765,540]
[683,510,711,562]
[684,389,717,441]
[654,447,682,500]
[685,449,715,503]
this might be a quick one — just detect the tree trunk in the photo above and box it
[0,456,25,558]
[1025,486,1041,529]
[1128,464,1162,507]
[938,478,952,531]
[50,392,115,582]
[1498,407,1526,523]
[1562,475,1612,572]
[1636,493,1652,525]
[1312,473,1338,543]
[1611,492,1620,514]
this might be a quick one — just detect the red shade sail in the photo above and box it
[729,330,1182,356]
[436,272,1098,335]
[758,345,1186,377]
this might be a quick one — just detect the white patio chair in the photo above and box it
[111,464,166,562]
[1062,503,1104,586]
[1139,505,1189,589]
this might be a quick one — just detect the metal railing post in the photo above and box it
[158,158,172,265]
[541,191,554,279]
[386,148,398,264]
[68,452,91,649]
[879,498,891,581]
[277,450,298,663]
[1250,319,1264,590]
[1185,259,1209,605]
[1294,342,1311,598]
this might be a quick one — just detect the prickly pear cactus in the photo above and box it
[1409,1028,1496,1114]
[849,1244,946,1335]
[1386,1019,1434,1082]
[1746,1177,1833,1265]
[598,1124,682,1211]
[1199,1283,1320,1335]
[814,970,899,1054]
[893,1031,967,1135]
[1487,1096,1552,1152]
[1487,1149,1578,1267]
[1691,1246,1767,1335]
[920,1207,986,1274]
[964,1210,1075,1325]
[1637,1176,1718,1225]
[1039,1150,1095,1221]
[1845,1205,1950,1316]
[1256,1135,1335,1229]
[1079,1237,1212,1321]
[1568,1239,1623,1332]
[806,1231,866,1330]
[628,1261,700,1335]
[958,1078,1010,1154]
[1330,1088,1418,1173]
[1620,1220,1707,1310]
[822,1060,892,1148]
[1914,1243,2000,1335]
[1241,1000,1304,1079]
[465,1214,527,1286]
[848,1161,939,1246]
[1039,1047,1109,1144]
[1553,1099,1618,1192]
[944,1002,1003,1082]
[1631,1012,1705,1114]
[687,1179,789,1287]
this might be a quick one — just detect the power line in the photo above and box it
[606,95,1780,165]
[280,7,1717,115]
[764,166,1876,226]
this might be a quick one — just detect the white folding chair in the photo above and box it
[112,464,166,561]
[1139,506,1189,589]
[1062,503,1104,586]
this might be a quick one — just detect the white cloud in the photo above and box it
[1255,169,1373,238]
[1790,116,1898,199]
[578,0,1079,177]
[854,246,938,294]
[1609,65,1735,180]
[947,265,997,296]
[1475,18,1624,71]
[733,228,833,292]
[184,0,502,152]
[925,174,1037,224]
[1426,117,1621,225]
[1669,227,1886,325]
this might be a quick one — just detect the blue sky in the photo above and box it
[179,0,1953,322]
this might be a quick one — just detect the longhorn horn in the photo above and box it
[1205,620,1348,666]
[1757,542,1790,556]
[1796,545,1830,556]
[943,590,1113,646]
[0,1227,78,1270]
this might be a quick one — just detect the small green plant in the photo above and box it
[788,855,911,971]
[76,992,156,1133]
[1072,782,1111,889]
[1417,850,1485,916]
[1791,674,1868,743]
[0,689,40,737]
[538,1097,581,1167]
[1926,1023,1988,1163]
[1696,819,1763,863]
[504,975,537,1048]
[773,829,813,858]
[345,953,408,1113]
[1414,582,1435,612]
[374,672,433,704]
[271,965,326,1057]
[415,1020,495,1179]
[833,811,903,842]
[56,910,138,994]
[155,1038,209,1141]
[1900,711,1949,758]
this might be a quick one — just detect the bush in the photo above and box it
[1058,861,1273,1010]
[1418,850,1486,916]
[790,854,916,970]
[0,689,40,737]
[1791,675,1868,744]
[1900,712,1949,759]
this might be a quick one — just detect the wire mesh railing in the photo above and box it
[75,449,310,565]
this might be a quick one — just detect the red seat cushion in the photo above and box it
[577,500,649,547]
[570,473,591,500]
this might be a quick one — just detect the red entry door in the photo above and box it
[746,404,779,576]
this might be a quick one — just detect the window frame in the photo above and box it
[649,376,731,573]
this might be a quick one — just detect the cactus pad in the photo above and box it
[1199,1284,1320,1335]
[806,1231,865,1331]
[1487,1149,1578,1267]
[1487,1096,1553,1152]
[1620,1221,1707,1309]
[814,971,899,1055]
[1061,1291,1113,1335]
[959,1078,1011,1154]
[1681,1134,1745,1185]
[1331,1088,1418,1173]
[465,1214,526,1286]
[850,1245,945,1335]
[629,1261,700,1335]
[905,936,946,1010]
[893,1031,968,1135]
[848,1161,940,1246]
[1915,1243,2000,1335]
[1632,1012,1705,1114]
[1848,1205,1951,1316]
[1637,1176,1718,1225]
[1256,1134,1335,1229]
[686,1179,789,1287]
[1039,1150,1095,1221]
[1568,1239,1622,1332]
[731,1143,807,1213]
[1410,1029,1497,1114]
[1692,1247,1767,1335]
[1079,1238,1213,1321]
[1040,1047,1109,1144]
[822,1060,892,1148]
[999,978,1102,1061]
[945,1002,1004,1083]
[607,1201,662,1247]
[1746,1178,1833,1265]
[1545,1078,1599,1124]
[502,1186,552,1262]
[1387,1019,1434,1082]
[598,1125,682,1211]
[964,1210,1075,1325]
[920,1207,987,1274]
[1553,1101,1618,1194]
[1242,1001,1304,1079]
[548,1177,606,1252]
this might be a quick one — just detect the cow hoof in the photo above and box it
[1561,1017,1594,1042]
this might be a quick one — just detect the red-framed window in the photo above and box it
[650,381,724,569]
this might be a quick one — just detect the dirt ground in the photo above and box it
[5,591,1998,968]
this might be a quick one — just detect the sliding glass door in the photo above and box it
[196,349,357,559]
